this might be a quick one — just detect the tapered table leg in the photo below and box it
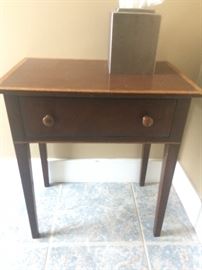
[139,144,151,186]
[39,143,49,187]
[14,143,39,238]
[153,144,180,237]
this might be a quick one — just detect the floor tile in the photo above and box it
[133,183,198,243]
[147,244,202,270]
[51,205,140,242]
[57,183,133,210]
[0,180,61,244]
[51,183,142,242]
[0,245,48,270]
[1,177,201,270]
[36,184,62,234]
[46,245,149,270]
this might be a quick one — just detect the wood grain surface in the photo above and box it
[0,58,201,96]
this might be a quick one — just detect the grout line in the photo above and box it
[41,241,144,248]
[44,183,63,270]
[131,183,152,270]
[39,241,202,248]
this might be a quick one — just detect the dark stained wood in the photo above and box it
[169,98,191,142]
[0,59,201,96]
[3,95,25,141]
[14,143,39,238]
[153,144,180,236]
[39,143,49,187]
[1,58,201,238]
[19,97,176,140]
[139,144,151,186]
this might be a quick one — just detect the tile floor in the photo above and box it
[0,172,202,269]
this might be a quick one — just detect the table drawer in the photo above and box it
[19,97,176,140]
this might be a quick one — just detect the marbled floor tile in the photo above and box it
[133,183,198,242]
[147,244,202,270]
[51,205,141,242]
[0,245,48,270]
[57,183,133,210]
[51,183,142,242]
[35,184,62,234]
[45,245,149,270]
[0,205,56,244]
[0,180,61,244]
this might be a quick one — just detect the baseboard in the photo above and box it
[173,162,202,242]
[48,158,162,183]
[0,157,162,183]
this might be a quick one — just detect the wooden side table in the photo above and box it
[0,58,201,238]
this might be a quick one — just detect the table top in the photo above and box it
[0,58,201,96]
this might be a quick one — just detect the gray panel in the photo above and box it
[109,11,161,74]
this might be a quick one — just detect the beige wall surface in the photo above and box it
[0,0,201,196]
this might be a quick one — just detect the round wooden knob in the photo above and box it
[42,114,55,127]
[142,115,154,128]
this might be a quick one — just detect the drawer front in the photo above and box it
[19,97,176,140]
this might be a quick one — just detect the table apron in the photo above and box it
[4,95,191,144]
